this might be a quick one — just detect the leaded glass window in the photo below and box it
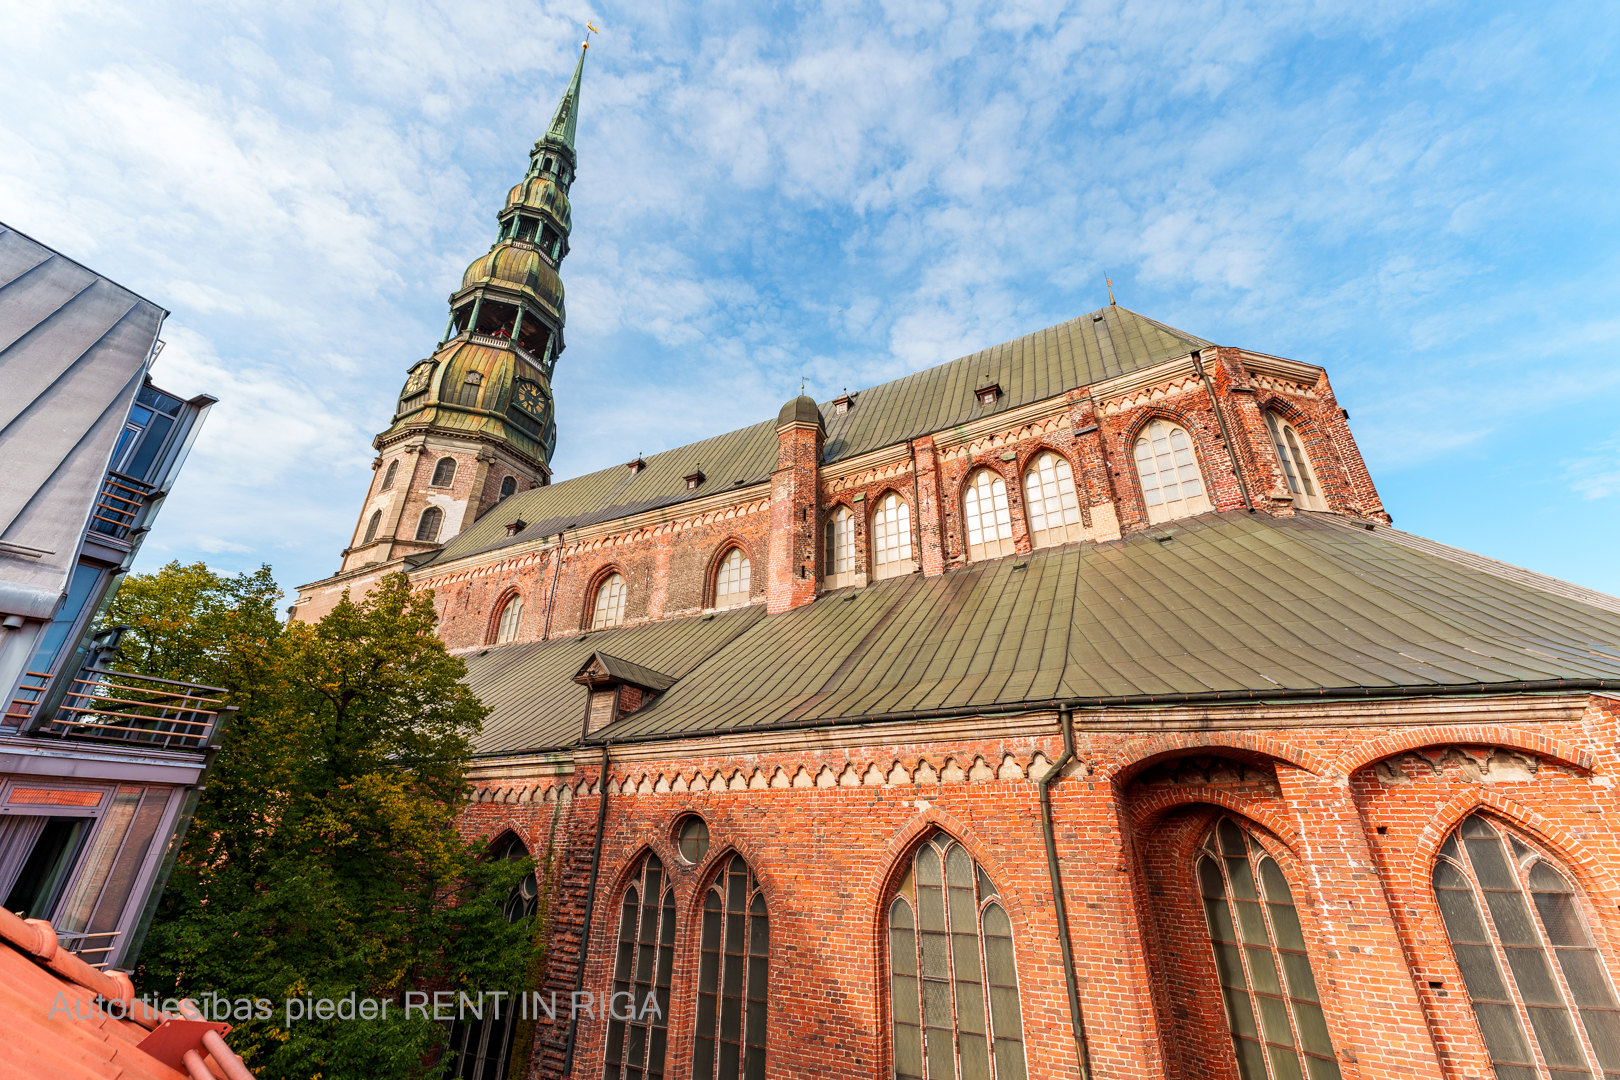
[963,469,1013,561]
[692,855,769,1080]
[1434,814,1620,1080]
[715,549,750,609]
[415,506,444,542]
[888,830,1026,1080]
[1264,414,1325,511]
[872,493,913,580]
[825,506,856,587]
[1133,419,1210,524]
[1198,818,1341,1080]
[448,833,537,1080]
[605,853,676,1080]
[1022,451,1082,548]
[593,573,627,629]
[495,596,523,644]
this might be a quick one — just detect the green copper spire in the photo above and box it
[544,42,587,156]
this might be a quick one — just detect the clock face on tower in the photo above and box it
[404,362,435,396]
[513,378,548,420]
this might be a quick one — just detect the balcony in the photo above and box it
[88,471,155,543]
[7,667,227,752]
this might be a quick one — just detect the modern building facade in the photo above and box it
[302,43,1620,1080]
[0,222,219,972]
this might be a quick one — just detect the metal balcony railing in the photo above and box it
[89,471,155,541]
[10,667,226,751]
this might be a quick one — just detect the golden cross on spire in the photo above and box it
[1105,274,1116,306]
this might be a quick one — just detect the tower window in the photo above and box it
[871,493,913,580]
[415,506,444,543]
[361,510,382,545]
[431,457,458,488]
[1265,413,1325,511]
[963,468,1013,562]
[692,854,770,1080]
[1434,814,1620,1080]
[516,216,537,242]
[459,372,484,408]
[592,573,626,629]
[494,595,523,644]
[1024,450,1083,548]
[714,547,751,609]
[499,475,517,501]
[604,853,676,1080]
[380,459,398,491]
[888,829,1024,1080]
[1134,419,1210,524]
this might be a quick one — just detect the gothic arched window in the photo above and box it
[380,459,398,490]
[415,506,444,543]
[888,830,1026,1080]
[592,573,626,629]
[447,833,537,1080]
[692,854,769,1080]
[1434,814,1620,1080]
[963,469,1013,561]
[499,475,517,501]
[604,852,676,1080]
[872,493,913,581]
[1198,818,1340,1080]
[1264,414,1325,511]
[362,510,382,545]
[1023,450,1082,548]
[431,457,458,488]
[824,506,856,588]
[714,548,750,609]
[495,595,523,644]
[1134,419,1210,524]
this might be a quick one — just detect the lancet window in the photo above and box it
[692,855,769,1080]
[604,853,676,1080]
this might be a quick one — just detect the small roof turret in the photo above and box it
[777,394,824,430]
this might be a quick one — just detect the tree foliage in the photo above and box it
[123,568,537,1080]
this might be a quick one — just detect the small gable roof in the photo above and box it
[573,650,679,692]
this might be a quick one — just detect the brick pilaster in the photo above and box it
[768,403,823,614]
[913,435,946,576]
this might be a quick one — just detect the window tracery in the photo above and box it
[1022,451,1082,548]
[1264,414,1325,511]
[872,493,913,580]
[963,469,1014,561]
[825,506,857,588]
[495,595,523,644]
[714,548,750,609]
[593,573,626,629]
[605,853,676,1080]
[692,854,769,1080]
[888,830,1026,1080]
[1133,419,1210,523]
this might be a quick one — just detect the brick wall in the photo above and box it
[454,695,1620,1080]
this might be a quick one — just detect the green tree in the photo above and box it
[132,570,537,1080]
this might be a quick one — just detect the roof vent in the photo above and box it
[627,457,646,474]
[504,518,527,537]
[975,382,1001,407]
[1091,312,1105,322]
[684,469,706,490]
[832,389,856,415]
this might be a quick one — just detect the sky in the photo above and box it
[2,0,1618,602]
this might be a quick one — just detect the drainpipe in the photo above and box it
[1192,350,1254,513]
[1039,706,1091,1080]
[561,743,610,1079]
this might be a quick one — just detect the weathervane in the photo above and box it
[1105,274,1116,306]
[584,20,599,47]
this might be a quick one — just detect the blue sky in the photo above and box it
[3,0,1618,601]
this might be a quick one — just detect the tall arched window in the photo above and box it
[604,853,676,1080]
[415,506,444,542]
[447,833,537,1080]
[714,548,750,609]
[380,459,398,490]
[494,595,523,644]
[1134,419,1210,524]
[825,506,857,588]
[459,371,484,408]
[1198,818,1340,1080]
[963,469,1013,561]
[872,493,913,581]
[1023,451,1082,548]
[692,854,769,1080]
[1264,414,1325,511]
[431,456,458,487]
[362,510,381,545]
[1434,814,1620,1080]
[499,475,517,501]
[592,573,626,629]
[888,830,1025,1080]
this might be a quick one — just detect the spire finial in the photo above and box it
[1105,274,1116,306]
[543,31,593,154]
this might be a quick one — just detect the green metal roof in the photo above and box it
[431,305,1210,567]
[575,651,679,692]
[460,512,1620,754]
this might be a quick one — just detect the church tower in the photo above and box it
[338,43,587,577]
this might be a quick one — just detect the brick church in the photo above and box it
[293,42,1620,1080]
